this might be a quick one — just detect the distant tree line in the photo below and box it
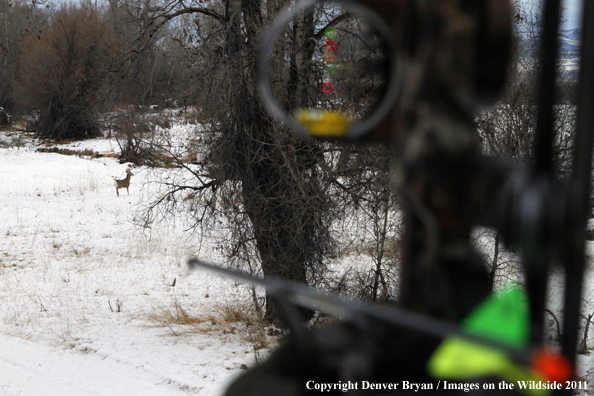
[0,0,192,138]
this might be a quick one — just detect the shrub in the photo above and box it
[15,3,120,140]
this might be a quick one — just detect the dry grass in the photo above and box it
[146,298,250,334]
[144,297,277,351]
[147,301,207,328]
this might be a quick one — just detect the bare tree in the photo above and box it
[125,0,334,323]
[105,0,188,108]
[14,2,121,140]
[329,143,401,303]
[130,0,399,323]
[0,0,49,112]
[476,2,576,178]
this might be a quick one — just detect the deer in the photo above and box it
[113,168,134,197]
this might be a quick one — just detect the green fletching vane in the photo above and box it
[462,285,529,348]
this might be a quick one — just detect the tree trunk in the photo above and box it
[220,0,324,324]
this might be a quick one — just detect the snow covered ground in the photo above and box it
[0,131,265,395]
[1,125,594,395]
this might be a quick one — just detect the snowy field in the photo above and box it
[2,124,594,395]
[0,130,265,395]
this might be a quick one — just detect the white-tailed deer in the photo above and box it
[113,168,133,196]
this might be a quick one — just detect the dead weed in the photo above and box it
[144,298,277,349]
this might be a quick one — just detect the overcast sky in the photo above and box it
[562,0,583,30]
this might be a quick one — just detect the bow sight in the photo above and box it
[258,0,511,140]
[190,0,594,394]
